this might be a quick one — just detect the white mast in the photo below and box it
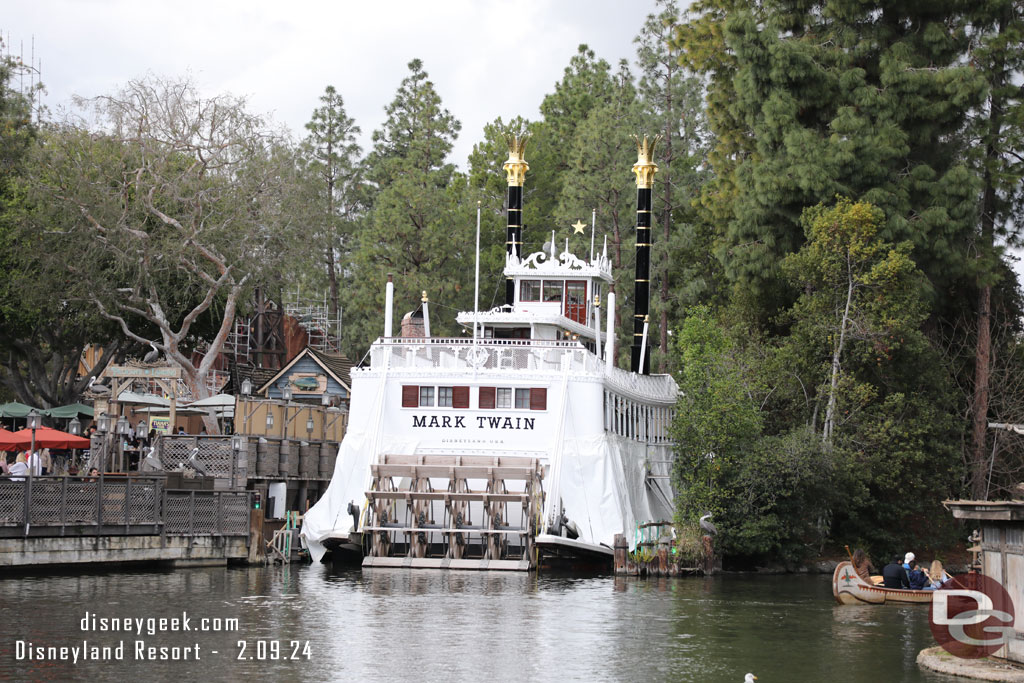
[639,314,650,374]
[605,289,616,371]
[422,291,431,339]
[589,208,596,262]
[384,274,394,338]
[473,201,481,342]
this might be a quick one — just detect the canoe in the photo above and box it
[832,560,934,605]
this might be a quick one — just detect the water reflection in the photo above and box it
[0,565,963,682]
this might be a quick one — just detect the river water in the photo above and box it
[0,564,962,682]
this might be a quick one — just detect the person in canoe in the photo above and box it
[924,560,950,590]
[882,555,910,588]
[908,560,929,590]
[851,548,877,581]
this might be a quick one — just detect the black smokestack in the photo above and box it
[502,133,529,308]
[630,135,659,375]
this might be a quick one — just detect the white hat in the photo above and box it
[904,552,915,564]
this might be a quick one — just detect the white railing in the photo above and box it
[360,338,678,405]
[365,338,596,375]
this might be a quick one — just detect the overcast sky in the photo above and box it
[4,0,662,167]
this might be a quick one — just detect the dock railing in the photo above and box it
[0,475,250,539]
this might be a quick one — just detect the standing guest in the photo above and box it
[40,448,52,475]
[177,426,186,435]
[27,450,42,477]
[882,555,910,588]
[0,454,9,475]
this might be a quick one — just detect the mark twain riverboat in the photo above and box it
[300,134,678,571]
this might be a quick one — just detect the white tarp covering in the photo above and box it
[301,429,673,562]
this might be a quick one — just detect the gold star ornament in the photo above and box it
[572,220,586,234]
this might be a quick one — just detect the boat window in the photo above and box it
[453,386,470,409]
[419,386,435,407]
[542,281,562,303]
[496,388,512,409]
[520,280,540,302]
[438,387,454,408]
[514,388,530,409]
[402,385,419,408]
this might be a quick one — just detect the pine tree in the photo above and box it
[676,0,985,317]
[301,85,361,321]
[635,0,713,369]
[964,0,1024,498]
[345,60,469,357]
[530,45,616,236]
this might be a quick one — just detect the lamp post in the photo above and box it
[97,412,111,472]
[69,416,81,473]
[27,409,41,477]
[282,386,292,439]
[240,378,252,436]
[321,393,333,442]
[116,416,129,472]
[231,433,245,490]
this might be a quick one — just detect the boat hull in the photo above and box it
[832,561,934,605]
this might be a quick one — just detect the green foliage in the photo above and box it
[635,0,716,370]
[299,85,362,319]
[0,45,127,407]
[344,60,472,358]
[676,0,986,317]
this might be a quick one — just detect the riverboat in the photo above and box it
[299,133,678,571]
[832,561,934,605]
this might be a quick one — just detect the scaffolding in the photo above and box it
[284,289,342,354]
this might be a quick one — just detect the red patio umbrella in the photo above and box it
[0,427,19,452]
[11,426,90,450]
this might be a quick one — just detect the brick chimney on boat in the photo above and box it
[502,133,529,308]
[630,135,659,375]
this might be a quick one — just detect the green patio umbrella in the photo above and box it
[0,402,40,418]
[44,403,95,419]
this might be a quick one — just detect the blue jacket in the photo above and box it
[908,568,928,590]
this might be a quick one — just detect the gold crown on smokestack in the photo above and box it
[632,134,661,188]
[503,132,530,187]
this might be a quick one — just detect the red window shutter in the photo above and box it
[479,387,495,409]
[530,388,547,411]
[402,385,419,408]
[453,386,470,409]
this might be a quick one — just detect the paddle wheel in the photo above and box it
[362,454,544,570]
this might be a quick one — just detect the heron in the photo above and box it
[699,512,718,537]
[143,342,160,363]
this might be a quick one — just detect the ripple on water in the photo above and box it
[0,566,963,682]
